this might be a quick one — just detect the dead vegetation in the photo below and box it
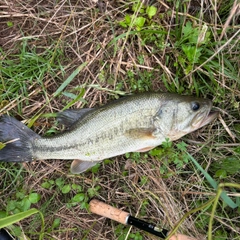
[0,0,240,239]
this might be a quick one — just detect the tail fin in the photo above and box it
[0,115,40,162]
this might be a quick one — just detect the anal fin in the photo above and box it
[70,159,101,174]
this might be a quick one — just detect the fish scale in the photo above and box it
[33,95,160,160]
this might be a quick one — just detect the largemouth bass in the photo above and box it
[0,93,218,174]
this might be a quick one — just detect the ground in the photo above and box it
[0,0,240,240]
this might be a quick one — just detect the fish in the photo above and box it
[0,93,218,174]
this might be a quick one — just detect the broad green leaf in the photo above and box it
[55,178,64,188]
[41,181,51,189]
[52,218,61,229]
[21,198,31,211]
[182,21,193,36]
[72,193,85,202]
[29,193,41,204]
[132,3,145,13]
[62,184,71,194]
[71,183,82,191]
[146,6,157,19]
[7,21,13,27]
[91,163,101,173]
[125,14,131,25]
[135,17,145,30]
[215,169,227,179]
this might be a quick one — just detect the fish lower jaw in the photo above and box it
[198,111,219,128]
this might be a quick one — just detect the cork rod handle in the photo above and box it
[89,199,129,225]
[89,199,199,240]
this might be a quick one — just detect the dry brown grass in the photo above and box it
[0,0,240,239]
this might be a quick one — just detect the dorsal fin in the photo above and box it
[57,108,94,128]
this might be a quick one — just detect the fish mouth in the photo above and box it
[193,109,219,129]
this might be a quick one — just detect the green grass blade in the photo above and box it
[187,153,239,209]
[53,62,88,97]
[62,88,86,111]
[0,208,45,240]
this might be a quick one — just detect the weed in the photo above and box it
[5,190,41,214]
[119,3,157,31]
[175,21,211,75]
[212,147,240,178]
[125,152,148,164]
[150,140,190,176]
[0,185,43,238]
[0,40,64,113]
[139,176,148,187]
[0,0,239,239]
[90,162,101,173]
[41,177,99,210]
[118,1,167,51]
[115,224,143,240]
[0,208,44,239]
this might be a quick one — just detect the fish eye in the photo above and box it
[191,102,200,111]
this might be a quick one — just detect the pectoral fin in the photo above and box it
[70,159,100,174]
[57,108,94,128]
[136,146,155,152]
[125,128,156,140]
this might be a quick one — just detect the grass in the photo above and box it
[0,0,240,239]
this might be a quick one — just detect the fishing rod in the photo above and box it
[89,199,198,240]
